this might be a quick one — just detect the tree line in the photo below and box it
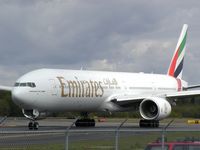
[0,91,200,118]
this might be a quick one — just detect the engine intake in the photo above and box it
[139,97,171,120]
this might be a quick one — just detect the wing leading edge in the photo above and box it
[110,90,200,107]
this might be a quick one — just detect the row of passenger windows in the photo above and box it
[14,82,36,88]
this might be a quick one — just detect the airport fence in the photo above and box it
[0,119,200,150]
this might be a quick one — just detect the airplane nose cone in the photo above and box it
[12,88,33,109]
[12,88,24,106]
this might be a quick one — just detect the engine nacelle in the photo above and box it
[139,97,171,120]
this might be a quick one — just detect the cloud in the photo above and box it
[0,0,200,85]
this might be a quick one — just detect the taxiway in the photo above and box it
[0,118,199,147]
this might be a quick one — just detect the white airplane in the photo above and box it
[0,24,199,130]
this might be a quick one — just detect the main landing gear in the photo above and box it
[75,112,95,127]
[28,121,39,130]
[139,120,159,128]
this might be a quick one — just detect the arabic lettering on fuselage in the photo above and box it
[103,78,118,86]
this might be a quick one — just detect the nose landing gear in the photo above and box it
[22,109,40,130]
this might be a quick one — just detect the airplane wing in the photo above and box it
[0,86,12,92]
[110,90,200,107]
[164,90,200,99]
[109,94,149,107]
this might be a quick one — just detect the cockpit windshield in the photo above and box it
[14,82,36,88]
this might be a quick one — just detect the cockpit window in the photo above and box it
[20,83,27,87]
[14,82,36,88]
[14,82,20,87]
[27,82,36,87]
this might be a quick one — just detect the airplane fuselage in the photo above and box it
[12,69,184,113]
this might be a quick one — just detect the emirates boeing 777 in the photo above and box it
[0,24,199,130]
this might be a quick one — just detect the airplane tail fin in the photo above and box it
[167,24,188,79]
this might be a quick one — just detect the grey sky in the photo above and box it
[0,0,200,85]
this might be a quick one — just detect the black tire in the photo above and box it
[33,122,39,130]
[28,122,33,130]
[75,119,95,127]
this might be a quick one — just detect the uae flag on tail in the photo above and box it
[168,24,188,79]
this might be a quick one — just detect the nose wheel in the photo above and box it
[28,121,39,130]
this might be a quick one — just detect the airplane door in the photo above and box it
[49,79,58,96]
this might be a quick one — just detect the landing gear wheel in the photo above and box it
[28,121,39,130]
[28,122,33,130]
[33,122,39,130]
[75,119,95,127]
[139,120,159,128]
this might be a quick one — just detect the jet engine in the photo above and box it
[139,97,171,120]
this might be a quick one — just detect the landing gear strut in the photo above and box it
[75,112,96,127]
[139,120,159,128]
[28,121,39,130]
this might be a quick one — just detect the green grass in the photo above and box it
[68,132,200,150]
[0,144,64,150]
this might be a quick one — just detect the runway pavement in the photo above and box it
[0,117,199,148]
